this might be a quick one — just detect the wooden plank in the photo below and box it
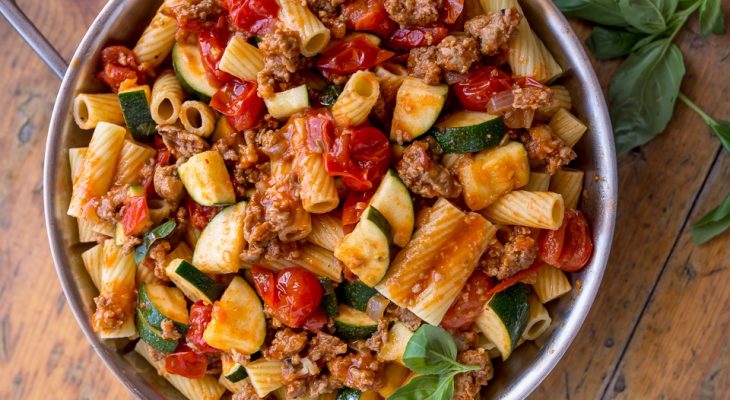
[531,16,730,399]
[604,151,730,399]
[0,0,130,398]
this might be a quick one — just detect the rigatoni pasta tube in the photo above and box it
[307,213,344,251]
[482,190,564,230]
[68,122,126,218]
[93,240,136,338]
[242,243,343,282]
[550,168,584,209]
[332,70,380,128]
[549,108,587,147]
[81,243,104,290]
[73,93,124,130]
[69,148,97,243]
[219,36,264,81]
[523,171,550,192]
[531,264,572,303]
[246,359,284,398]
[114,139,156,185]
[278,204,312,242]
[276,0,330,56]
[180,100,216,138]
[522,295,552,341]
[297,153,339,213]
[132,8,177,68]
[538,85,572,118]
[150,70,183,125]
[374,63,408,104]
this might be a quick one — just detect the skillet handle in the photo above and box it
[0,0,67,79]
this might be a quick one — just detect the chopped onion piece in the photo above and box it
[503,108,535,129]
[366,294,390,321]
[486,90,515,115]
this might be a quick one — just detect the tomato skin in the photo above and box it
[539,209,593,272]
[303,108,335,153]
[252,267,324,328]
[486,261,543,297]
[441,270,493,329]
[187,198,223,230]
[453,66,513,111]
[225,0,279,34]
[198,16,234,84]
[324,126,391,191]
[388,26,449,49]
[165,347,208,379]
[316,36,394,76]
[342,189,374,229]
[186,301,220,353]
[210,79,265,131]
[121,196,152,236]
[342,0,397,37]
[96,46,145,92]
[441,0,464,24]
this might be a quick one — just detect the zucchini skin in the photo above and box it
[489,283,531,350]
[319,277,340,317]
[169,259,224,303]
[136,311,178,353]
[337,388,362,400]
[338,280,377,312]
[137,284,189,334]
[118,89,156,141]
[431,116,506,153]
[224,365,248,383]
[334,306,378,341]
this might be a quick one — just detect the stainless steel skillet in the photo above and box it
[0,0,617,398]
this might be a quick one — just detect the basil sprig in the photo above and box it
[387,325,478,400]
[555,0,729,242]
[134,220,177,264]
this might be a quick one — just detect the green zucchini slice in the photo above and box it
[319,277,340,318]
[136,311,178,354]
[336,388,379,400]
[476,283,530,360]
[369,169,414,247]
[334,305,378,341]
[118,87,156,141]
[172,42,220,102]
[431,111,505,153]
[166,258,223,304]
[222,354,248,383]
[178,151,236,206]
[334,206,391,287]
[390,77,448,144]
[192,202,247,274]
[138,283,189,333]
[338,280,378,312]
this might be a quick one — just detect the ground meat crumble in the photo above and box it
[257,23,310,99]
[514,124,576,174]
[153,165,185,204]
[385,0,440,26]
[480,226,538,280]
[396,138,462,199]
[464,8,522,56]
[407,35,480,85]
[158,125,210,161]
[307,0,346,39]
[453,348,494,400]
[160,318,182,340]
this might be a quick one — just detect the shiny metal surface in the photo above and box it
[35,0,617,398]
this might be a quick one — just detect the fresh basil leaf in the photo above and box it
[692,193,730,244]
[609,40,685,154]
[554,0,630,27]
[586,27,646,59]
[709,120,730,152]
[631,32,662,51]
[319,84,343,107]
[699,0,725,36]
[134,220,177,264]
[403,325,460,374]
[618,0,668,33]
[387,375,441,400]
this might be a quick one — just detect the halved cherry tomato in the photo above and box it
[251,267,324,328]
[452,65,513,111]
[441,270,493,329]
[342,189,375,229]
[96,46,145,92]
[486,261,543,297]
[324,126,391,191]
[388,26,449,50]
[210,79,265,131]
[539,209,593,272]
[316,36,394,76]
[441,0,464,24]
[187,198,223,230]
[342,0,397,37]
[186,301,220,353]
[199,16,234,83]
[121,196,152,236]
[225,0,279,34]
[303,108,335,153]
[165,345,208,379]
[302,308,329,332]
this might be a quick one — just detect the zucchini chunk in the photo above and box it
[476,283,530,360]
[136,311,178,353]
[334,206,391,287]
[222,354,248,383]
[203,276,267,354]
[138,283,189,333]
[334,305,378,340]
[193,202,247,274]
[390,77,448,144]
[178,151,236,206]
[263,84,310,120]
[431,111,505,153]
[118,86,156,141]
[320,277,340,317]
[337,388,379,400]
[338,280,378,312]
[172,42,220,102]
[369,169,414,247]
[166,258,224,304]
[378,322,414,365]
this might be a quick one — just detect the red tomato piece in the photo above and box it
[453,65,513,111]
[121,196,151,236]
[323,126,391,191]
[316,36,394,76]
[198,16,234,83]
[225,0,279,34]
[486,261,543,297]
[342,189,375,228]
[441,0,464,24]
[96,46,145,92]
[388,26,449,50]
[303,108,335,153]
[186,301,220,353]
[538,209,593,272]
[441,270,494,329]
[187,198,223,230]
[165,347,208,379]
[302,308,329,332]
[342,0,397,37]
[251,267,323,328]
[210,79,265,131]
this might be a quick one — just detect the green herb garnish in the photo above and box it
[134,220,177,264]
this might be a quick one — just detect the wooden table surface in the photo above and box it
[0,1,727,399]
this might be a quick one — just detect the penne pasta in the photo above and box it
[180,100,216,138]
[531,264,572,303]
[332,70,380,128]
[482,190,565,230]
[132,7,177,68]
[276,0,330,56]
[550,168,584,209]
[307,213,344,252]
[549,108,588,147]
[73,93,124,130]
[114,139,156,186]
[219,36,264,81]
[522,295,552,341]
[150,70,183,125]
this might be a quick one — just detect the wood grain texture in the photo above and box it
[0,1,727,400]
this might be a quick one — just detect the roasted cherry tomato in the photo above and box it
[316,36,394,76]
[96,46,145,92]
[342,0,397,37]
[441,270,493,329]
[165,345,208,379]
[210,79,265,131]
[121,196,152,236]
[303,108,335,153]
[441,0,464,24]
[324,126,391,191]
[487,261,543,297]
[199,16,234,83]
[539,209,593,272]
[187,198,223,230]
[388,26,449,49]
[452,65,513,111]
[225,0,279,34]
[342,189,375,228]
[251,267,324,328]
[302,308,329,332]
[186,301,220,353]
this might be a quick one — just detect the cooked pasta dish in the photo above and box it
[68,0,594,398]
